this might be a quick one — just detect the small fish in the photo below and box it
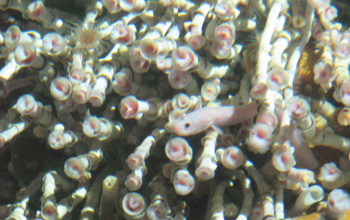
[171,102,258,136]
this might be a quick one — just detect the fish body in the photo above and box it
[171,102,258,136]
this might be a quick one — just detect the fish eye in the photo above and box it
[185,123,190,128]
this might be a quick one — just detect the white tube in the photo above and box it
[287,185,324,217]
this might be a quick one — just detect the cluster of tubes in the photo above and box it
[0,0,350,219]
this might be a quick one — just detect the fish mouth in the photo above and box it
[171,124,188,136]
[171,126,184,136]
